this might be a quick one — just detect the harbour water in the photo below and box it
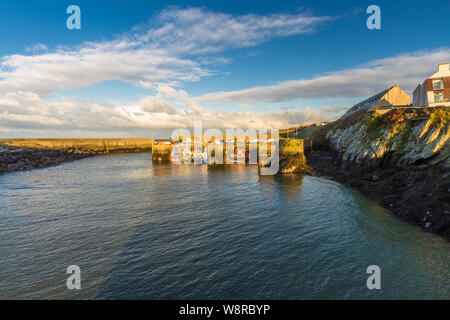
[0,153,448,299]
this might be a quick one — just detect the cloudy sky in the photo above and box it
[0,0,449,138]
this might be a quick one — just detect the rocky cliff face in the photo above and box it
[312,107,450,239]
[327,108,449,169]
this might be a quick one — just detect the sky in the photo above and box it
[0,0,449,138]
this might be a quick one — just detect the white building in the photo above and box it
[413,63,450,107]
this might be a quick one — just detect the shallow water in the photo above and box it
[0,153,448,299]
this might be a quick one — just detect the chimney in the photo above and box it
[438,63,449,72]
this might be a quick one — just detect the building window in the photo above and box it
[432,79,444,90]
[434,92,444,103]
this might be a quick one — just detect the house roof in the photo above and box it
[342,86,396,117]
[430,63,450,79]
[352,86,394,109]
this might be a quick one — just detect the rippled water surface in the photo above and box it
[0,153,448,299]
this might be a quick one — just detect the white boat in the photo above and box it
[193,150,208,165]
[170,145,182,164]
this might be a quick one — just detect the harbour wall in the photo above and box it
[0,138,153,153]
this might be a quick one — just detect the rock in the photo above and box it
[368,158,382,168]
[327,109,449,168]
[16,161,26,170]
[0,146,100,176]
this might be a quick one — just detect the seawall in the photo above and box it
[279,138,311,173]
[0,138,153,153]
[152,137,310,174]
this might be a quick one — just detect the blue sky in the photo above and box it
[0,0,449,137]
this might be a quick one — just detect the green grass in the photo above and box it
[365,114,385,140]
[280,138,304,156]
[429,109,450,129]
[400,123,414,145]
[0,138,153,152]
[297,126,320,138]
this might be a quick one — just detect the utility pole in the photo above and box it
[286,109,290,138]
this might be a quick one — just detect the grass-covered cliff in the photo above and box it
[326,108,449,168]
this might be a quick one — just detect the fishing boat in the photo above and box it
[193,150,208,165]
[171,142,193,164]
[170,145,182,164]
[202,151,208,164]
[229,150,245,164]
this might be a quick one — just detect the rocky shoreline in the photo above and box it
[307,149,450,240]
[0,146,99,174]
[0,139,155,175]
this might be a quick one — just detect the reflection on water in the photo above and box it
[0,153,448,299]
[260,174,305,201]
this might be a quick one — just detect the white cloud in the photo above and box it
[195,48,450,104]
[25,43,48,53]
[0,7,332,97]
[0,87,334,137]
[1,6,448,138]
[0,46,207,96]
[3,45,448,137]
[139,7,334,54]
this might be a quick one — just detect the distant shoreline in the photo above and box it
[0,138,154,174]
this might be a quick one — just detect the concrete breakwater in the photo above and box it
[152,137,310,174]
[0,138,153,174]
[0,137,309,175]
[279,138,310,173]
[152,142,173,162]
